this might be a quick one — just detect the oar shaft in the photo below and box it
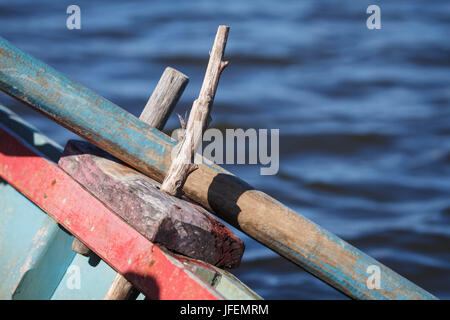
[0,37,436,300]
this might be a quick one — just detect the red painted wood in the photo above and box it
[0,128,222,300]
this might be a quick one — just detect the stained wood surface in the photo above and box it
[59,140,244,269]
[0,35,437,299]
[173,254,262,300]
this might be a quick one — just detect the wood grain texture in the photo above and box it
[0,36,437,299]
[140,67,189,130]
[59,140,244,268]
[161,26,229,197]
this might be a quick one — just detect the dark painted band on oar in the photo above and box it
[0,36,437,300]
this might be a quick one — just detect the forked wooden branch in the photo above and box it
[160,25,229,197]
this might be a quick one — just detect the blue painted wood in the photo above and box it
[12,221,75,300]
[0,38,438,299]
[0,180,74,299]
[51,253,116,300]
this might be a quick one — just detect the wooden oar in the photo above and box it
[0,30,437,299]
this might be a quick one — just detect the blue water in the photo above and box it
[1,0,449,299]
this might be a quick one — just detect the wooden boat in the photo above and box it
[0,32,437,299]
[0,104,260,300]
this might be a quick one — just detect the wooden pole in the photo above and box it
[0,34,437,299]
[140,67,189,130]
[104,272,140,300]
[70,67,189,298]
[104,67,188,300]
[71,238,91,256]
[107,28,230,303]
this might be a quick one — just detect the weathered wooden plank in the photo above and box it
[59,140,244,268]
[0,179,75,299]
[0,127,223,300]
[0,36,437,299]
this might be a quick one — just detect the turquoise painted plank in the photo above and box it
[0,105,256,300]
[51,252,144,300]
[51,253,116,300]
[12,222,75,299]
[0,180,75,299]
[0,38,437,299]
